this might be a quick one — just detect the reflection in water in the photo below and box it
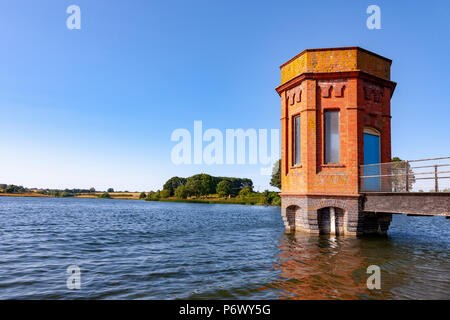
[267,229,450,299]
[270,233,387,299]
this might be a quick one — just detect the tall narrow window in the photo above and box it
[293,115,301,165]
[324,110,340,164]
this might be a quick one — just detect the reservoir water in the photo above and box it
[0,196,448,299]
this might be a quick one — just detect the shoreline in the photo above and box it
[145,198,279,207]
[0,193,53,198]
[0,193,280,207]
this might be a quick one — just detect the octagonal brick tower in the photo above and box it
[275,47,396,236]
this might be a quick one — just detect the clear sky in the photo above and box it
[1,0,449,192]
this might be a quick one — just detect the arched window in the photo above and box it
[364,127,380,136]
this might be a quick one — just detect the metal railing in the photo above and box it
[359,157,450,193]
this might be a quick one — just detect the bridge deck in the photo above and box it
[361,192,450,217]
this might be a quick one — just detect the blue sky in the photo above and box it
[0,0,449,191]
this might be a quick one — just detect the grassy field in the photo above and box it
[0,192,52,198]
[75,192,142,200]
[0,192,141,200]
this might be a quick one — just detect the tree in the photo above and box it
[185,178,203,198]
[239,186,253,197]
[184,174,214,196]
[98,192,111,199]
[146,191,156,201]
[5,185,26,194]
[139,192,146,199]
[174,185,189,199]
[107,188,114,193]
[261,190,279,205]
[163,177,187,196]
[216,180,232,197]
[391,157,416,191]
[262,190,271,205]
[89,187,96,193]
[146,190,161,201]
[270,159,281,190]
[162,174,254,197]
[214,177,253,196]
[199,174,216,195]
[160,189,171,198]
[271,195,281,206]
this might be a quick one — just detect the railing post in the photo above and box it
[405,161,409,192]
[435,165,439,192]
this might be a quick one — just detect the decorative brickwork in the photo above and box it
[286,85,302,105]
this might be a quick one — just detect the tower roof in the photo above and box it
[280,47,392,86]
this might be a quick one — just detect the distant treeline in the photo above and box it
[38,188,98,197]
[0,184,29,194]
[162,174,253,198]
[143,173,281,206]
[0,184,103,197]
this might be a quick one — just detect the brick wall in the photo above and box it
[276,47,396,198]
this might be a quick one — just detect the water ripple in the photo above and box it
[0,196,448,299]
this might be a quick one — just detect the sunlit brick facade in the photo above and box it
[276,47,396,236]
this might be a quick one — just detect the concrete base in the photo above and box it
[281,196,392,236]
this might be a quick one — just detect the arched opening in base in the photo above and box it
[317,207,345,235]
[286,205,299,231]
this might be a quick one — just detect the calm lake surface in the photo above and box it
[0,196,448,299]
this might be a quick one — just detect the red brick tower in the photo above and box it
[276,47,396,235]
